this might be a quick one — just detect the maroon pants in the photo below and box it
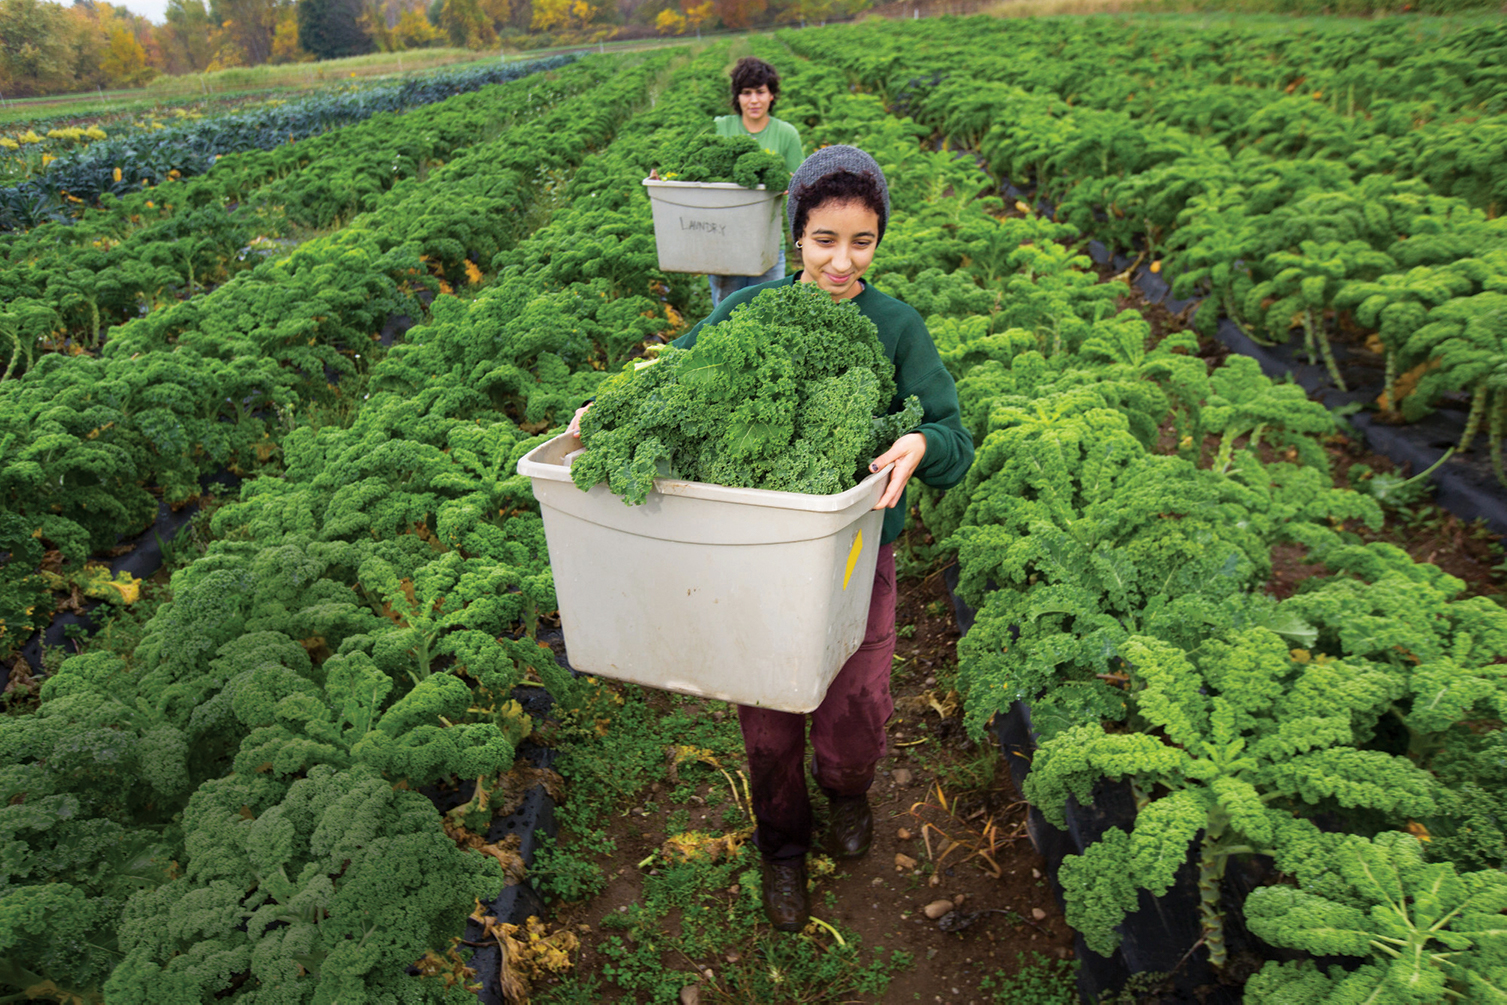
[738,542,897,861]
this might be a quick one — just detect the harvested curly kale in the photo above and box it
[572,282,923,504]
[656,133,788,191]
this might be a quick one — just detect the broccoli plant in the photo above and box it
[1026,624,1438,965]
[1243,832,1507,1003]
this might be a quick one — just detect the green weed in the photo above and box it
[531,831,616,903]
[591,846,908,1004]
[534,972,607,1004]
[534,684,913,1000]
[979,951,1078,1004]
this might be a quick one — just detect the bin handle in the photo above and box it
[647,195,780,211]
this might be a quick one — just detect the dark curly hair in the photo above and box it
[729,57,781,115]
[791,170,888,246]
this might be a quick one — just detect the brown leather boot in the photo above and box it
[827,794,873,859]
[760,856,809,932]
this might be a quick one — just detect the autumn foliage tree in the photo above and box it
[0,0,74,96]
[210,0,285,65]
[396,6,445,44]
[712,0,764,28]
[364,0,445,50]
[654,6,686,31]
[0,0,157,96]
[439,0,497,46]
[530,0,598,32]
[101,24,153,83]
[157,0,218,74]
[269,6,309,61]
[0,0,868,93]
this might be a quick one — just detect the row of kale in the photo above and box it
[0,56,578,231]
[785,17,1507,485]
[842,15,1507,117]
[0,57,594,379]
[89,42,757,1000]
[770,27,1507,1000]
[0,55,618,665]
[0,50,694,1004]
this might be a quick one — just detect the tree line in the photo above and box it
[0,0,873,99]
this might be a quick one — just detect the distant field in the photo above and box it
[0,48,503,127]
[0,29,798,129]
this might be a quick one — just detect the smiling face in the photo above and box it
[797,200,880,301]
[738,84,773,128]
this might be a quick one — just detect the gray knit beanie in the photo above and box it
[787,145,890,246]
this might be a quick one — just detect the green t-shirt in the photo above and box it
[674,274,975,545]
[714,114,804,173]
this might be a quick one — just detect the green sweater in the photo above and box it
[674,274,975,544]
[713,114,804,173]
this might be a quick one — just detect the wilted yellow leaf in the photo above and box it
[78,564,141,604]
[467,908,578,1001]
[659,830,746,865]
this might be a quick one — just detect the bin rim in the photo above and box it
[518,432,893,515]
[641,177,769,191]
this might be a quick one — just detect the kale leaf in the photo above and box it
[573,282,921,504]
[656,133,788,191]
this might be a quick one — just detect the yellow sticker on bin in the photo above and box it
[843,530,863,590]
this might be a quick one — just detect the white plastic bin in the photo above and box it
[517,433,890,713]
[642,178,784,276]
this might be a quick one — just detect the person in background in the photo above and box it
[707,57,805,308]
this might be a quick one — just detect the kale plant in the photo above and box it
[655,133,789,190]
[1244,831,1507,1004]
[573,282,922,504]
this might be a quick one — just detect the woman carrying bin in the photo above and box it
[576,146,975,930]
[707,57,805,308]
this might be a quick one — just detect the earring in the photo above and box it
[794,240,803,249]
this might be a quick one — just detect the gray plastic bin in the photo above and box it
[642,178,784,276]
[517,433,890,712]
